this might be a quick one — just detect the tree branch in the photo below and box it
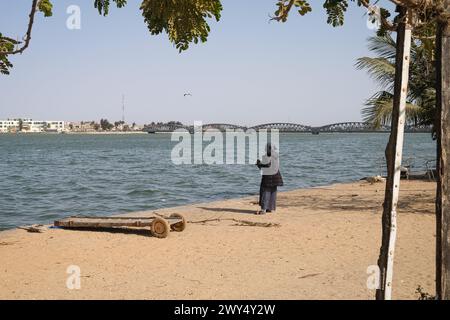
[388,0,440,12]
[388,0,409,7]
[388,0,431,8]
[0,0,38,55]
[270,0,296,22]
[360,0,397,31]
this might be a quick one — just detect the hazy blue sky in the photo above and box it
[0,1,392,126]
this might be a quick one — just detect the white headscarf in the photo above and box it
[261,143,279,176]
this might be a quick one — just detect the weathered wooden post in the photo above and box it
[376,6,413,300]
[436,0,450,300]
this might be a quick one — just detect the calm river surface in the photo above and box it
[0,133,435,230]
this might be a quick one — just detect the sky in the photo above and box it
[0,0,394,126]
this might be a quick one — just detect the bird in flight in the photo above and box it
[184,93,192,97]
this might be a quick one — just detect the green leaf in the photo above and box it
[38,0,53,17]
[140,0,222,52]
[323,0,348,27]
[0,33,19,75]
[94,0,127,16]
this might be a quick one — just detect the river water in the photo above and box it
[0,132,435,230]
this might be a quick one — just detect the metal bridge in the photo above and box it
[143,124,185,133]
[315,122,390,133]
[201,123,247,131]
[143,122,431,133]
[249,123,311,132]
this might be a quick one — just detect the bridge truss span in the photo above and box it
[249,123,312,132]
[201,123,248,131]
[316,122,390,133]
[144,121,430,134]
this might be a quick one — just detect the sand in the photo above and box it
[0,180,436,300]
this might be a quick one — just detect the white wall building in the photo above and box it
[22,120,46,133]
[0,119,20,133]
[45,121,65,132]
[0,119,66,133]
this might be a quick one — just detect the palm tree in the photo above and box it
[356,33,436,130]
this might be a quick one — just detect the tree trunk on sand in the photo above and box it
[436,0,450,300]
[375,7,412,300]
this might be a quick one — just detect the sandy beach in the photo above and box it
[0,180,436,300]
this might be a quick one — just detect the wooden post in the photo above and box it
[375,6,412,300]
[436,0,450,300]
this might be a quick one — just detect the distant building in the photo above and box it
[44,121,65,132]
[22,120,46,133]
[67,121,97,132]
[0,119,66,133]
[132,124,144,131]
[0,119,20,133]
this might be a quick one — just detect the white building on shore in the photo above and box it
[0,119,20,133]
[0,119,66,133]
[43,120,66,132]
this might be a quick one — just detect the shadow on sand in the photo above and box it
[197,206,256,215]
[277,190,434,215]
[57,226,152,237]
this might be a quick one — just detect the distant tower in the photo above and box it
[122,94,125,124]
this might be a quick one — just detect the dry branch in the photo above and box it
[188,218,280,228]
[0,0,38,55]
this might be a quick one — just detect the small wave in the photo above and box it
[127,189,158,196]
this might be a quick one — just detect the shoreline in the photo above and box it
[0,131,148,135]
[0,131,432,135]
[0,180,436,299]
[0,181,370,233]
[65,131,148,135]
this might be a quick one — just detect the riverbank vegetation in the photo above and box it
[357,32,436,131]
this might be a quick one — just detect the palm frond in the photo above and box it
[366,35,396,61]
[358,33,436,128]
[362,91,422,128]
[355,57,395,90]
